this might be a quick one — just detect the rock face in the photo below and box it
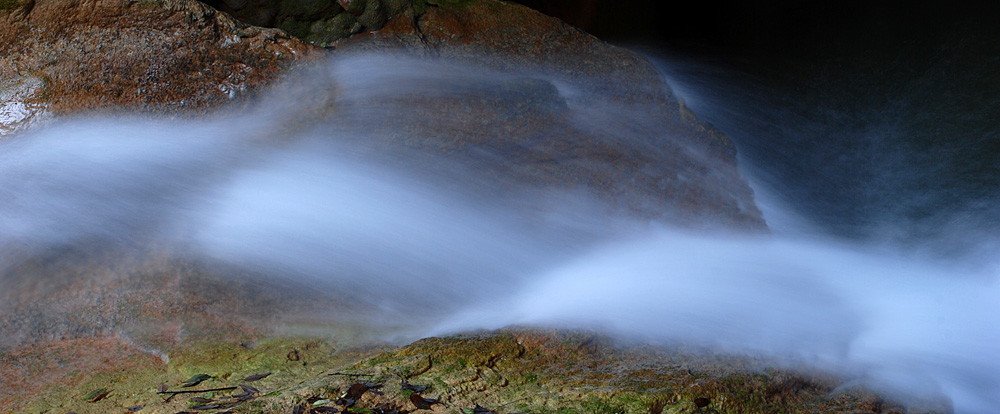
[202,0,407,45]
[1,0,763,228]
[320,1,764,228]
[0,0,319,135]
[10,329,950,414]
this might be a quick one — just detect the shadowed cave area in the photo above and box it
[202,0,392,46]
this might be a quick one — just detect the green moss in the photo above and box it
[364,353,394,366]
[579,396,628,414]
[13,330,938,414]
[304,12,362,45]
[425,0,474,8]
[277,18,311,39]
[0,0,19,11]
[411,0,429,14]
[20,336,364,414]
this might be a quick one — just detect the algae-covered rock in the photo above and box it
[14,329,935,414]
[0,0,33,20]
[306,12,364,45]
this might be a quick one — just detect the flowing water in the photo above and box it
[1,52,998,413]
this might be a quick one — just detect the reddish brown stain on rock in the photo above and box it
[0,0,321,115]
[333,1,765,230]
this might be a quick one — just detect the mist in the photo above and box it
[1,53,998,413]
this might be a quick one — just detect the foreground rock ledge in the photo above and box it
[6,330,952,413]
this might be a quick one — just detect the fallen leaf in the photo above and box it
[240,384,260,395]
[182,374,212,387]
[233,392,256,401]
[158,383,169,393]
[243,372,272,382]
[471,404,497,414]
[339,381,382,405]
[83,388,110,402]
[346,383,367,400]
[126,405,143,412]
[190,397,214,403]
[409,394,438,410]
[400,381,427,393]
[373,402,408,414]
[694,397,711,408]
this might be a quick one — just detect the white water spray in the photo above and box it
[0,53,997,413]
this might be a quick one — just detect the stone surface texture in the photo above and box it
[0,0,320,136]
[324,1,764,228]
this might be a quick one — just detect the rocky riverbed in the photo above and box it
[8,329,945,414]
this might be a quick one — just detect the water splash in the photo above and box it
[1,53,997,413]
[434,230,1000,413]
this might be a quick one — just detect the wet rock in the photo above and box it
[353,0,388,30]
[0,0,764,228]
[306,12,364,46]
[0,0,319,118]
[0,0,33,21]
[201,0,392,45]
[325,1,765,229]
[0,74,50,138]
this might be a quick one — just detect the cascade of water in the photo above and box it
[1,53,997,413]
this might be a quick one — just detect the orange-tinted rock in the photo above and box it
[1,0,763,228]
[329,1,764,229]
[0,336,165,411]
[0,0,320,120]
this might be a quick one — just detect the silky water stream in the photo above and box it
[1,53,997,412]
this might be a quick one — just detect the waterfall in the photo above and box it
[1,52,997,413]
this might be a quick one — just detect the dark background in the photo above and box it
[515,0,1000,258]
[512,1,996,57]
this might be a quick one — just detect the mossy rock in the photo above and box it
[0,0,31,14]
[306,12,363,46]
[277,16,314,39]
[423,0,475,9]
[7,329,949,414]
[278,0,340,21]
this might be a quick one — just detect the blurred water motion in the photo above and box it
[0,53,998,413]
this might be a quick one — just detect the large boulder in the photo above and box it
[1,0,764,229]
[321,1,764,229]
[0,0,319,136]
